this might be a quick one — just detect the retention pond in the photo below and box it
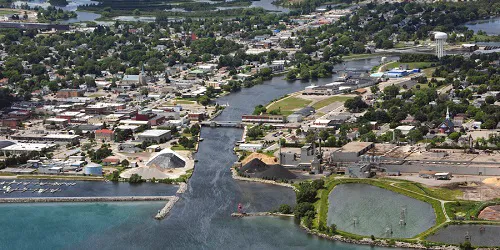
[327,183,436,238]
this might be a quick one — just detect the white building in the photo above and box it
[239,143,263,151]
[137,130,172,143]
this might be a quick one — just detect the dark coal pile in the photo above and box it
[256,164,297,180]
[240,158,269,174]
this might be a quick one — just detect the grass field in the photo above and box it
[267,96,312,114]
[172,100,196,104]
[312,96,352,109]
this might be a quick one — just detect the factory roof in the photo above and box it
[138,129,171,137]
[337,141,374,153]
[45,134,80,139]
[1,142,56,151]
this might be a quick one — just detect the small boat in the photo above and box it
[199,138,204,142]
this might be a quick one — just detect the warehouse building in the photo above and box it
[137,130,172,143]
[330,141,375,162]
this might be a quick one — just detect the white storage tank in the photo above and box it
[84,163,102,176]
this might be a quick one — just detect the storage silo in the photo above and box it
[84,163,103,176]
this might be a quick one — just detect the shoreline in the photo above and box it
[230,167,297,191]
[300,224,458,250]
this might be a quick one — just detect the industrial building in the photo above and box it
[10,134,80,144]
[242,115,286,123]
[137,130,172,143]
[0,141,56,155]
[330,141,375,162]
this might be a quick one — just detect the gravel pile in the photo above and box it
[240,158,270,174]
[256,164,297,180]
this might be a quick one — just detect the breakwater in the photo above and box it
[176,182,187,194]
[0,196,173,203]
[231,212,294,218]
[155,196,179,220]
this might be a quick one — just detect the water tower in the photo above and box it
[434,32,447,58]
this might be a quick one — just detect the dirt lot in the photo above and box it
[388,174,500,201]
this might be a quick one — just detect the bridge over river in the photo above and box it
[200,121,243,128]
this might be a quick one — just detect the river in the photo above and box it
[13,0,289,24]
[0,57,404,249]
[465,17,500,36]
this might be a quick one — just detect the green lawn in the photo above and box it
[172,99,196,104]
[422,67,435,77]
[312,96,352,109]
[267,96,312,113]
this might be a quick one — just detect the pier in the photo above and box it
[0,196,174,203]
[155,196,180,220]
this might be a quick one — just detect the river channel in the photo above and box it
[0,57,407,249]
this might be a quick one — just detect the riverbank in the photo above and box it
[230,167,297,191]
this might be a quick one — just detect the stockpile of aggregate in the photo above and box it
[256,164,297,180]
[240,158,269,174]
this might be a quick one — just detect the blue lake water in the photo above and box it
[0,202,165,250]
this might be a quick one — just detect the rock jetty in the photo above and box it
[155,196,180,220]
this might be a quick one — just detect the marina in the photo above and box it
[1,180,75,194]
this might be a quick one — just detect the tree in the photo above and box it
[197,95,210,106]
[344,96,368,112]
[128,173,143,183]
[485,96,495,105]
[448,132,461,141]
[190,124,201,136]
[407,129,423,143]
[370,85,380,94]
[277,204,292,214]
[121,159,130,167]
[293,202,314,219]
[247,126,263,139]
